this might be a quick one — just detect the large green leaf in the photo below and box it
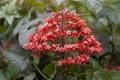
[18,18,42,46]
[82,0,104,13]
[86,69,120,80]
[2,50,30,79]
[24,72,36,80]
[99,3,120,24]
[19,13,51,32]
[6,63,21,79]
[18,13,51,46]
[2,50,30,71]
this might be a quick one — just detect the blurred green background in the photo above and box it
[0,0,120,80]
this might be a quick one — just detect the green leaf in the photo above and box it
[96,70,120,80]
[86,68,120,80]
[2,50,30,79]
[13,8,33,35]
[19,27,37,46]
[5,15,14,25]
[86,69,93,80]
[19,13,51,32]
[110,71,120,80]
[49,64,57,80]
[99,3,120,24]
[24,72,36,80]
[0,70,7,80]
[18,13,51,46]
[55,0,65,6]
[6,63,21,79]
[0,0,20,25]
[82,0,104,13]
[0,26,7,33]
[104,0,120,2]
[20,18,40,31]
[43,63,55,77]
[89,58,101,71]
[18,17,41,46]
[24,0,45,13]
[86,69,109,80]
[3,51,30,71]
[66,75,77,80]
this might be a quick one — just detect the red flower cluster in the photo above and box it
[24,10,102,66]
[57,54,89,66]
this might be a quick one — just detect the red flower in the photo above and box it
[24,10,102,66]
[57,54,89,66]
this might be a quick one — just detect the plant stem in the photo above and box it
[76,73,86,77]
[108,22,115,53]
[31,60,49,80]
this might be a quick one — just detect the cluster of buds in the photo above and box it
[24,10,102,66]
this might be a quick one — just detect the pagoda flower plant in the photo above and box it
[24,10,103,67]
